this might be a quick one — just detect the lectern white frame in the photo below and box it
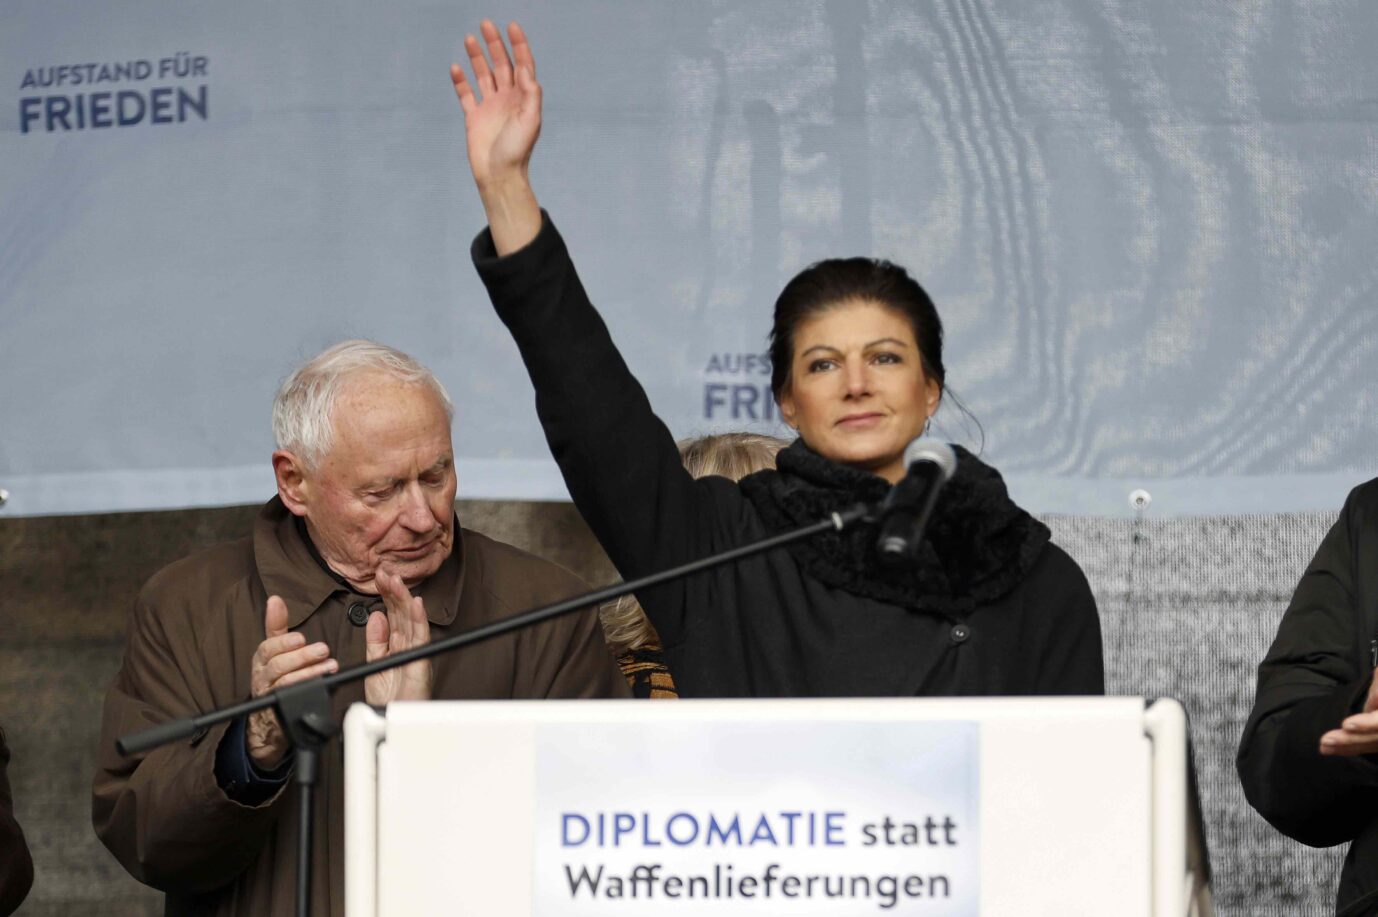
[344,697,1210,917]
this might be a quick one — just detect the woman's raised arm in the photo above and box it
[452,22,745,650]
[450,19,543,255]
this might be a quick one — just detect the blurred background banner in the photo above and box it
[4,0,1378,518]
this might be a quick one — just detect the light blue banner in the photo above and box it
[4,1,1377,517]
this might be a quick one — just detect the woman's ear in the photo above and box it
[925,379,942,422]
[777,385,798,430]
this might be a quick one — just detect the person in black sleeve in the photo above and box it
[603,433,787,698]
[449,20,1104,699]
[1238,479,1378,917]
[0,727,34,917]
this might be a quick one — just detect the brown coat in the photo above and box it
[0,730,34,917]
[93,497,628,916]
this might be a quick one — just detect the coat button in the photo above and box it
[347,603,371,627]
[950,623,972,645]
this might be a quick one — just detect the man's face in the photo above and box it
[289,372,457,592]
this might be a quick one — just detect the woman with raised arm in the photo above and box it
[452,21,1103,698]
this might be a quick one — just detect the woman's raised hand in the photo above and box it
[451,21,541,191]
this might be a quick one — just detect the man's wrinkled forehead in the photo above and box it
[321,373,454,469]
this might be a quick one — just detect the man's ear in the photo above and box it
[273,450,311,517]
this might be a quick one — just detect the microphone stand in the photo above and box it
[116,502,873,917]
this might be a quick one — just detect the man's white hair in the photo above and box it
[272,339,455,469]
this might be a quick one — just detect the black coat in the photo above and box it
[1238,479,1378,917]
[0,730,34,917]
[473,214,1104,699]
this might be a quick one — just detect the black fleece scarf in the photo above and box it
[738,440,1050,617]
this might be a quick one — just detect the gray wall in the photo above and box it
[0,501,1347,915]
[1050,511,1344,915]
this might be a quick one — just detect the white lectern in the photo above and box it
[344,697,1210,916]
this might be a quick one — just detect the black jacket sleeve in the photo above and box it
[0,730,35,917]
[1237,484,1378,847]
[472,214,723,648]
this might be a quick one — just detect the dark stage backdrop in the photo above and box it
[0,501,1348,915]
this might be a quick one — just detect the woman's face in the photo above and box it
[777,299,941,484]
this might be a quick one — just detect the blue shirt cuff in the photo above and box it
[214,714,293,805]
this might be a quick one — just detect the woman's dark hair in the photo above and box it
[768,257,945,400]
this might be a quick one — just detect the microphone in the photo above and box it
[875,438,958,563]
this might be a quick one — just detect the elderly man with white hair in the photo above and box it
[92,340,629,917]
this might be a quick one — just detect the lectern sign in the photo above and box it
[533,720,980,915]
[347,698,1168,916]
